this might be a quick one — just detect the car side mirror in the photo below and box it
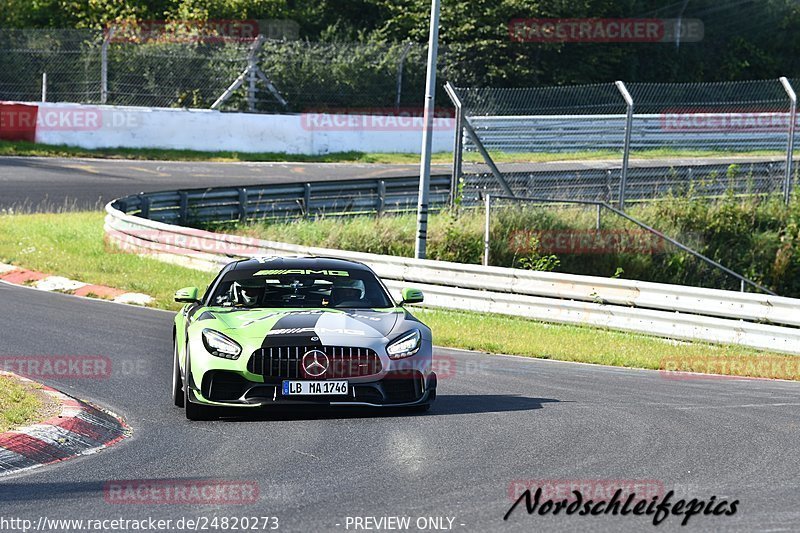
[175,286,200,304]
[400,287,424,305]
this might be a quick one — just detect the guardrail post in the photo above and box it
[615,81,634,210]
[483,194,491,266]
[377,180,386,215]
[238,188,248,223]
[303,183,312,218]
[138,194,150,218]
[178,191,189,226]
[780,77,797,204]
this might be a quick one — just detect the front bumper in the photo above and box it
[187,370,437,408]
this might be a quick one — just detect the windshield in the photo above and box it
[209,268,394,309]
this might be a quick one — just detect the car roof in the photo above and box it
[229,256,373,273]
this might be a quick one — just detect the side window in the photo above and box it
[201,267,229,305]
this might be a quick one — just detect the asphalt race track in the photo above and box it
[1,281,799,532]
[0,157,452,210]
[0,155,779,212]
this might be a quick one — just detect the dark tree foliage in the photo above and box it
[1,0,797,86]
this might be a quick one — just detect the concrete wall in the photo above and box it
[15,102,455,154]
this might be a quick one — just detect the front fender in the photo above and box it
[174,305,192,373]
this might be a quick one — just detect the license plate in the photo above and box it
[282,380,349,396]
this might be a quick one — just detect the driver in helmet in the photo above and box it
[231,281,261,307]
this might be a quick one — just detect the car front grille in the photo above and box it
[247,346,382,380]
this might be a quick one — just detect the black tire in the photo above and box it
[172,343,184,408]
[184,350,213,421]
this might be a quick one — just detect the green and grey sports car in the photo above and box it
[172,256,436,420]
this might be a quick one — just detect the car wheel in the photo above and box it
[172,342,184,408]
[184,349,213,421]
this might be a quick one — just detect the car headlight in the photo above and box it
[202,329,242,360]
[387,329,421,360]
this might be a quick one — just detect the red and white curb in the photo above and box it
[0,372,130,477]
[0,263,153,306]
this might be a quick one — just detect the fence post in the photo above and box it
[596,204,602,230]
[41,72,47,102]
[100,27,113,104]
[483,194,491,266]
[443,82,464,206]
[395,42,413,111]
[615,81,634,210]
[780,76,796,204]
[247,59,257,112]
[246,36,266,112]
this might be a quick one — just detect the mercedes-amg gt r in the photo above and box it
[172,256,436,420]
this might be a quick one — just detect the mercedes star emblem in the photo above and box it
[302,350,329,377]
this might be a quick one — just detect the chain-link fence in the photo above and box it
[0,30,104,103]
[449,78,799,206]
[0,28,434,112]
[482,195,775,293]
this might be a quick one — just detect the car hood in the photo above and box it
[198,307,403,342]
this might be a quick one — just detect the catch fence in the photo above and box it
[447,79,799,206]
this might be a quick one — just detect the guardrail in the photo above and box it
[459,160,786,203]
[466,115,794,153]
[106,196,800,355]
[115,175,452,224]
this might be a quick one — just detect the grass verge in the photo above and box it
[0,211,797,380]
[0,211,213,309]
[0,375,54,434]
[0,140,455,164]
[0,140,783,164]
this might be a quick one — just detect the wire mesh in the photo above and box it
[0,30,103,103]
[485,197,764,293]
[0,29,433,113]
[453,78,798,204]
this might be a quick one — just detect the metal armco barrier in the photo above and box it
[466,115,795,153]
[106,196,800,355]
[459,159,787,204]
[114,175,452,224]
